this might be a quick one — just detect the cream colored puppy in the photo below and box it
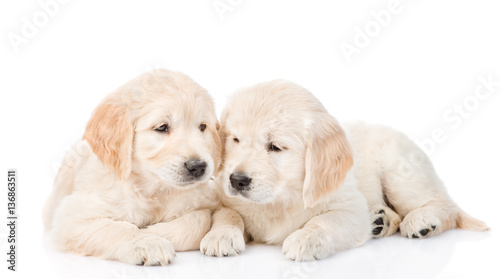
[201,80,372,261]
[201,80,488,261]
[43,69,221,265]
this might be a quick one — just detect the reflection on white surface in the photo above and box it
[42,229,497,279]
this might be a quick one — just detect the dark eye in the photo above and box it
[155,124,169,133]
[199,124,207,132]
[268,143,282,152]
[233,137,239,143]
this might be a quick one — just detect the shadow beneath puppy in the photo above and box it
[43,230,491,279]
[279,229,490,279]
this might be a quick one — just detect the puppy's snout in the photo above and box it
[230,173,251,191]
[185,160,207,178]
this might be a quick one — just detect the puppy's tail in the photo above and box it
[456,209,489,231]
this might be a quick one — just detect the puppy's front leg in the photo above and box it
[144,209,212,251]
[282,206,371,261]
[54,218,176,265]
[200,206,246,257]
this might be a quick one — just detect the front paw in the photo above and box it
[282,229,334,261]
[200,226,245,257]
[118,234,176,266]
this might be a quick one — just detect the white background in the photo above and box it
[1,0,499,278]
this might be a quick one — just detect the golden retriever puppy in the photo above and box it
[201,80,372,261]
[43,69,221,265]
[200,80,488,261]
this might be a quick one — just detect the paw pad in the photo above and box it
[410,226,434,239]
[372,209,391,238]
[372,226,383,235]
[419,229,430,236]
[402,220,437,238]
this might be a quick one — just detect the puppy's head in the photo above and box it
[83,69,221,188]
[220,80,352,207]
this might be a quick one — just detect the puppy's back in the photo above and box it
[43,141,91,229]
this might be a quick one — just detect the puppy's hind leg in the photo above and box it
[355,170,401,238]
[371,204,401,238]
[379,131,488,238]
[399,204,452,238]
[399,201,489,239]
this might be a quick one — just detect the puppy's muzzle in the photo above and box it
[184,160,207,178]
[230,173,251,191]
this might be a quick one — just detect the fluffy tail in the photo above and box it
[456,209,489,231]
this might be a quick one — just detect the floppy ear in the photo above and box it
[82,102,134,180]
[215,110,230,175]
[209,122,223,176]
[303,115,353,208]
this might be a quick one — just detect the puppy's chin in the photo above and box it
[153,171,212,189]
[152,165,213,189]
[224,183,276,204]
[168,178,208,188]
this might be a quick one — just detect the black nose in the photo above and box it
[185,160,207,178]
[230,173,251,190]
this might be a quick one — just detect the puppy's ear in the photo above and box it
[215,110,230,174]
[303,115,353,208]
[83,102,134,180]
[209,122,223,176]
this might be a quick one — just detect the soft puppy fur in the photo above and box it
[43,69,221,265]
[200,79,488,261]
[344,122,489,238]
[201,80,372,261]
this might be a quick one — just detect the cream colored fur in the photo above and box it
[43,69,221,265]
[201,79,488,261]
[343,122,489,238]
[201,80,372,261]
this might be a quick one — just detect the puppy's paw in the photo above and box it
[200,226,245,257]
[371,207,401,238]
[282,229,334,261]
[119,234,176,266]
[400,209,440,239]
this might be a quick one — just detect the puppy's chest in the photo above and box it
[239,205,313,245]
